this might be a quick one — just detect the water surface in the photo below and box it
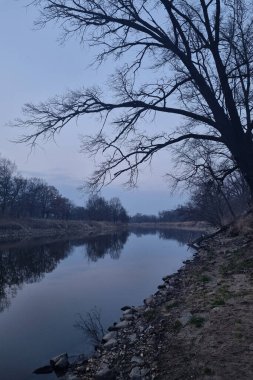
[0,228,199,380]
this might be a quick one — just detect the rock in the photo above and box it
[121,305,132,311]
[131,356,144,365]
[108,323,117,331]
[129,333,137,343]
[76,365,87,371]
[179,311,193,326]
[55,356,69,369]
[123,308,135,315]
[122,314,135,321]
[114,320,130,329]
[50,352,69,369]
[129,366,141,379]
[33,365,53,374]
[141,367,150,376]
[95,364,115,379]
[103,338,117,348]
[108,320,131,331]
[102,331,117,343]
[65,374,79,380]
[249,343,253,351]
[144,296,154,306]
[211,307,222,313]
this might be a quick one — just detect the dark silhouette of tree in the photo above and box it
[169,138,250,224]
[0,158,17,216]
[15,0,253,199]
[131,213,158,223]
[109,197,129,223]
[86,195,128,222]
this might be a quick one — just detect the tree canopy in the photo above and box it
[17,0,253,197]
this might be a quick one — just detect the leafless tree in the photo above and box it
[16,0,253,198]
[74,307,105,346]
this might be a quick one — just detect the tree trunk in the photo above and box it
[226,131,253,202]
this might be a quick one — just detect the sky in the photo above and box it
[0,0,188,215]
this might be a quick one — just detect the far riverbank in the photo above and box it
[0,219,208,243]
[0,219,127,243]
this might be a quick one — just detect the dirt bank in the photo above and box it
[66,213,253,379]
[0,219,126,242]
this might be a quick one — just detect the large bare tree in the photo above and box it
[16,0,253,196]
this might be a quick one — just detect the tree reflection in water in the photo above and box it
[0,231,130,313]
[0,240,72,312]
[130,227,203,245]
[85,231,130,262]
[0,228,202,313]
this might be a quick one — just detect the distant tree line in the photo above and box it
[130,205,193,225]
[0,156,128,222]
[131,172,250,227]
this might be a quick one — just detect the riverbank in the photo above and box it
[0,219,127,242]
[129,221,209,231]
[65,213,253,379]
[0,219,207,243]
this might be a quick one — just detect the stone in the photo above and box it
[129,333,137,343]
[103,338,117,348]
[108,320,131,331]
[114,320,130,329]
[95,364,115,379]
[122,314,135,321]
[144,296,154,306]
[55,356,69,369]
[131,356,144,365]
[249,343,253,351]
[123,308,134,315]
[76,365,87,371]
[108,324,118,331]
[50,353,69,369]
[65,374,79,380]
[121,305,132,311]
[129,366,141,379]
[102,331,117,343]
[141,367,150,376]
[179,311,193,326]
[211,307,222,313]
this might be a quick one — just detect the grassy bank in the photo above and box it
[0,218,127,242]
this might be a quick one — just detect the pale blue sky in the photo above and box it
[0,1,187,214]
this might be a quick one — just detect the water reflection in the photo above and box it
[0,228,201,313]
[85,231,129,261]
[130,227,202,245]
[0,239,72,312]
[0,231,130,313]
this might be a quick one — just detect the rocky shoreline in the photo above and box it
[64,214,253,379]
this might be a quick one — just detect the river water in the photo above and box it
[0,228,200,380]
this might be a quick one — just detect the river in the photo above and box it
[0,228,201,380]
